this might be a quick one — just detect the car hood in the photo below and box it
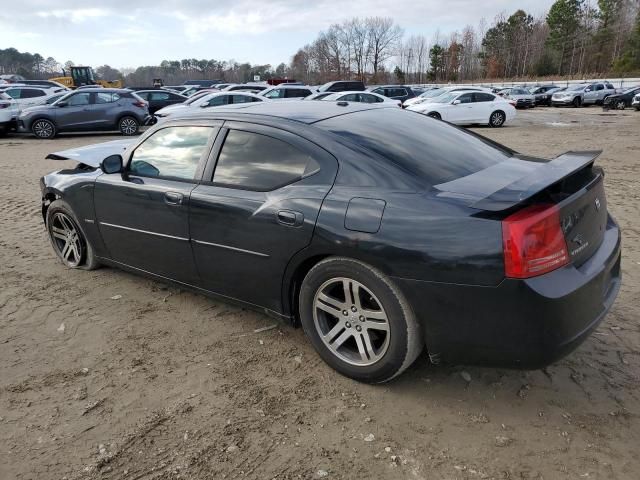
[156,104,189,115]
[45,139,135,168]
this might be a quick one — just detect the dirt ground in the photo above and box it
[1,107,639,480]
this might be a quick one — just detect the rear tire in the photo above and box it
[118,116,139,136]
[615,100,626,110]
[46,200,99,270]
[489,110,506,128]
[299,257,423,383]
[427,112,441,120]
[32,118,57,139]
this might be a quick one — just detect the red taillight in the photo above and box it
[133,101,146,108]
[508,100,517,106]
[502,204,569,278]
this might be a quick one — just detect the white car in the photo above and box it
[0,92,16,134]
[0,86,57,113]
[155,91,266,121]
[403,86,492,108]
[321,91,401,107]
[259,85,315,100]
[406,90,516,127]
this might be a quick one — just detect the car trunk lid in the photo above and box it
[435,151,608,267]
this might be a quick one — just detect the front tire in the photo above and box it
[46,200,99,270]
[299,257,423,383]
[573,97,582,108]
[489,110,506,128]
[118,116,139,136]
[32,118,56,139]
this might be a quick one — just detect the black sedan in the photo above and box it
[603,86,640,110]
[134,89,187,115]
[40,102,621,383]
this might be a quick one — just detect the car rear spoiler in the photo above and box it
[436,151,602,212]
[45,139,134,168]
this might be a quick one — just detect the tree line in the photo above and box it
[2,0,639,86]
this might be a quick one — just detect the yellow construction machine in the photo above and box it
[49,66,123,89]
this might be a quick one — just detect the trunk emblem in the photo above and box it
[595,198,601,211]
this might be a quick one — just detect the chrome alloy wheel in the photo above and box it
[49,212,84,267]
[119,117,138,135]
[33,119,54,138]
[313,277,390,366]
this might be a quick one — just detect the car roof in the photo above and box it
[367,85,410,89]
[171,101,396,125]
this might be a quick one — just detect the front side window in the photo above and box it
[341,93,359,102]
[457,93,473,103]
[387,88,407,97]
[213,130,319,191]
[264,89,284,99]
[230,94,254,104]
[204,95,227,107]
[129,126,212,180]
[67,92,91,106]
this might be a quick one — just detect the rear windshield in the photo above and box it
[315,108,512,185]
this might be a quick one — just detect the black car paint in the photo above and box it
[134,89,187,114]
[603,86,640,108]
[41,102,622,368]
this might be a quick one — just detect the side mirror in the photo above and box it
[585,88,592,92]
[57,101,68,107]
[101,154,123,174]
[452,99,461,105]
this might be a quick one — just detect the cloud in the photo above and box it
[36,8,110,24]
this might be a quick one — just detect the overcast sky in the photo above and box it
[1,0,557,70]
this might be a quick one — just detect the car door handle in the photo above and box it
[164,191,183,206]
[277,210,303,227]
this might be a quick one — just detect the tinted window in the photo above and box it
[372,88,385,95]
[5,89,20,99]
[605,82,614,89]
[230,94,254,104]
[595,84,604,91]
[387,88,407,97]
[213,130,319,191]
[204,95,228,107]
[129,127,212,180]
[474,92,495,102]
[150,91,170,101]
[21,89,46,98]
[458,93,473,103]
[286,89,311,98]
[136,92,150,100]
[316,109,511,185]
[341,93,359,102]
[67,93,91,106]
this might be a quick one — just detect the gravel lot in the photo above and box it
[1,107,639,480]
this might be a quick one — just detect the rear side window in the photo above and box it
[129,126,212,180]
[21,89,46,98]
[474,92,496,102]
[386,88,407,97]
[150,92,170,101]
[213,130,319,191]
[316,109,511,185]
[96,92,118,103]
[286,89,312,98]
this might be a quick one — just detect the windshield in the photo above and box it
[419,88,444,98]
[316,108,511,185]
[430,92,460,104]
[623,86,640,94]
[323,93,344,101]
[568,84,586,91]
